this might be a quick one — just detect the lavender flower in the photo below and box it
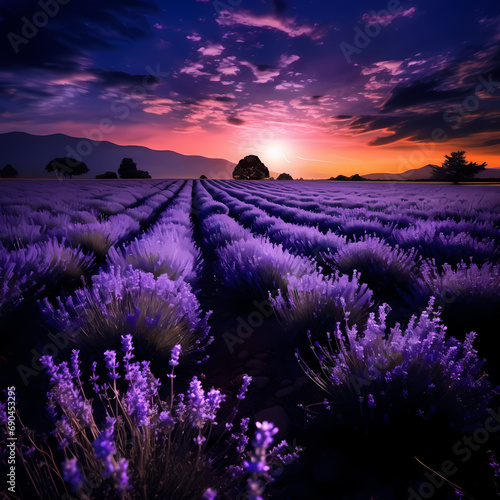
[121,334,134,363]
[104,350,120,380]
[62,457,84,492]
[169,344,181,367]
[114,457,130,492]
[202,488,217,500]
[237,375,252,400]
[93,416,116,478]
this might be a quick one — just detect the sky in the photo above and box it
[0,0,499,178]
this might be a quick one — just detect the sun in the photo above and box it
[263,142,290,163]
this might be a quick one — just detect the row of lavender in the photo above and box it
[1,180,300,499]
[1,179,500,499]
[0,180,182,317]
[206,180,500,337]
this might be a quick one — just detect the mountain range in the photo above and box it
[0,132,235,179]
[1,132,499,180]
[363,164,500,180]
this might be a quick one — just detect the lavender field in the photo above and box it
[1,179,500,500]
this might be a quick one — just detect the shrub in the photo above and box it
[215,238,317,312]
[0,341,299,499]
[107,224,200,283]
[420,260,500,338]
[297,299,493,432]
[40,266,211,364]
[270,271,373,343]
[326,236,423,303]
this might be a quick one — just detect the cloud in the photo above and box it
[198,43,224,56]
[362,60,404,76]
[227,117,245,125]
[179,62,211,77]
[348,112,500,146]
[275,82,305,90]
[187,34,202,41]
[216,57,240,76]
[362,7,416,27]
[278,54,300,68]
[240,61,281,83]
[216,10,325,40]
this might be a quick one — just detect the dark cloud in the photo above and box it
[271,0,289,16]
[381,80,473,112]
[333,114,353,120]
[227,117,245,125]
[349,112,500,146]
[0,0,159,71]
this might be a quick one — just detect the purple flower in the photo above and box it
[253,421,278,450]
[367,394,376,409]
[237,375,252,400]
[104,350,120,380]
[93,416,116,478]
[114,457,130,492]
[169,344,181,367]
[90,361,100,394]
[62,457,83,492]
[121,334,134,362]
[202,488,217,500]
[70,350,81,379]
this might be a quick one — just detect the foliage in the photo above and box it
[232,155,270,180]
[0,164,19,178]
[297,299,493,432]
[45,157,90,179]
[0,340,299,499]
[277,173,293,181]
[118,158,151,179]
[431,151,487,184]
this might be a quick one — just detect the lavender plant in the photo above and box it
[214,238,317,311]
[40,266,211,363]
[324,236,423,303]
[297,299,493,432]
[270,271,373,343]
[1,340,300,499]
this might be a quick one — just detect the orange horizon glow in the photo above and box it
[2,122,498,179]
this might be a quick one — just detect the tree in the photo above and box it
[232,155,269,180]
[200,174,208,179]
[0,164,18,178]
[277,172,293,180]
[118,158,151,179]
[45,157,89,179]
[431,151,487,184]
[96,171,118,179]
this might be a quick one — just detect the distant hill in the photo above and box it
[0,132,235,179]
[364,164,500,181]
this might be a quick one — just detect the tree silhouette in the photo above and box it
[118,158,151,179]
[0,164,18,178]
[277,172,293,180]
[45,157,89,179]
[232,155,269,180]
[431,151,487,184]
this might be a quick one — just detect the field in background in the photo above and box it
[1,179,500,499]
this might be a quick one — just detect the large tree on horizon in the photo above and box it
[45,157,89,179]
[431,151,487,184]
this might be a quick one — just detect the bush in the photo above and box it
[270,271,373,343]
[297,299,493,432]
[326,236,422,304]
[214,238,317,312]
[40,266,211,364]
[0,340,299,499]
[107,224,200,283]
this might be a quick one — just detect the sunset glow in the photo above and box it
[1,0,499,177]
